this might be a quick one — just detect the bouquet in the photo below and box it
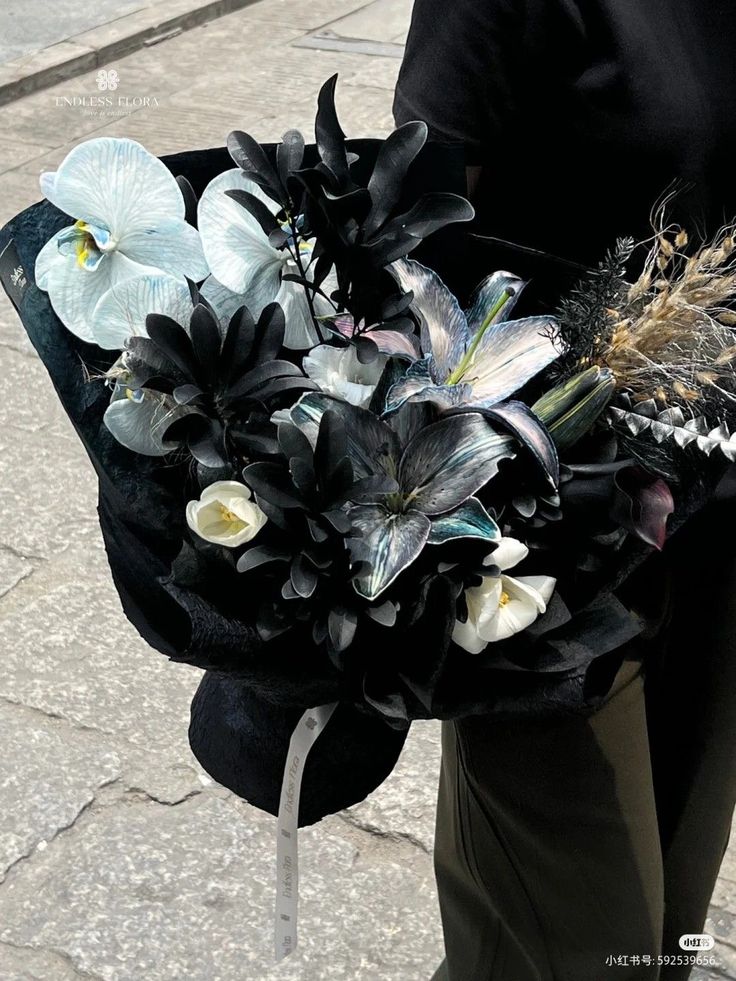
[3,72,736,958]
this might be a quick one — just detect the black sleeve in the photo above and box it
[393,0,530,164]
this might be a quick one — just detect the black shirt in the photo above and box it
[394,0,736,632]
[393,0,736,267]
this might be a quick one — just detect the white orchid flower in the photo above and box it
[186,481,267,547]
[35,137,209,343]
[452,537,556,654]
[303,344,388,408]
[197,168,332,350]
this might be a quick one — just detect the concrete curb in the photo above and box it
[0,0,259,108]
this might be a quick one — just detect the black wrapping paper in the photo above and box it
[1,140,656,823]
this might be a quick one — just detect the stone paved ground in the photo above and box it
[0,2,734,979]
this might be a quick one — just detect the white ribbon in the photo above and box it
[275,701,338,962]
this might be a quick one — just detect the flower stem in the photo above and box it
[446,289,513,385]
[288,220,324,343]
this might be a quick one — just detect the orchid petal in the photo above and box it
[389,258,469,380]
[198,168,284,300]
[199,275,248,325]
[34,227,68,290]
[45,251,153,342]
[275,277,319,349]
[91,273,194,350]
[117,217,209,282]
[42,138,185,237]
[104,390,182,456]
[468,316,563,404]
[39,171,56,200]
[303,344,385,407]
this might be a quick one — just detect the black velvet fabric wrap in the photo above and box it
[0,140,672,824]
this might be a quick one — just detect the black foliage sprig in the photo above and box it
[237,411,399,655]
[125,300,318,470]
[223,73,474,351]
[552,237,635,381]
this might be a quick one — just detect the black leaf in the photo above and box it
[243,462,307,510]
[176,176,199,228]
[314,74,351,188]
[315,410,347,488]
[146,314,199,381]
[237,545,291,573]
[290,555,319,599]
[189,304,222,387]
[277,128,306,187]
[225,188,281,237]
[227,130,283,203]
[328,606,358,652]
[364,121,428,238]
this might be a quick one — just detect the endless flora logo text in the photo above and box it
[53,71,160,116]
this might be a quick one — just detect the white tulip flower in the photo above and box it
[186,481,268,548]
[35,138,209,343]
[303,344,388,408]
[452,536,556,654]
[197,168,332,350]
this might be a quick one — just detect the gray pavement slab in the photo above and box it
[0,1,734,978]
[1,1,144,65]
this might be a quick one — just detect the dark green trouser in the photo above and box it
[431,501,736,981]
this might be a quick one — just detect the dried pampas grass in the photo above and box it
[601,216,736,419]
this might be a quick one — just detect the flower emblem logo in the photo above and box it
[96,69,119,91]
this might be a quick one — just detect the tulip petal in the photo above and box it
[469,316,564,405]
[198,168,284,300]
[451,615,489,655]
[515,575,557,606]
[43,138,185,236]
[117,218,209,282]
[389,258,470,381]
[476,576,542,642]
[46,250,152,342]
[485,536,529,572]
[91,273,195,350]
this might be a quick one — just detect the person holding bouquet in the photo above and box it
[394,1,736,978]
